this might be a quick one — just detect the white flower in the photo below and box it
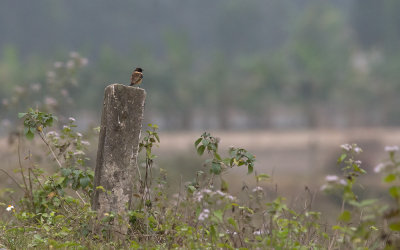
[6,205,14,211]
[45,96,58,106]
[202,189,212,194]
[76,132,83,137]
[47,71,56,78]
[374,163,387,173]
[80,57,89,66]
[354,147,362,153]
[320,184,328,191]
[325,175,339,182]
[2,99,9,106]
[252,186,263,192]
[195,194,203,202]
[198,209,210,221]
[30,83,41,91]
[226,195,235,201]
[216,190,225,196]
[81,140,90,146]
[46,131,59,137]
[61,89,69,97]
[354,160,362,166]
[66,60,75,69]
[69,117,76,122]
[340,144,352,152]
[253,230,263,235]
[54,61,63,68]
[73,150,85,156]
[69,51,79,58]
[339,179,347,185]
[385,146,399,153]
[63,125,70,130]
[14,86,25,94]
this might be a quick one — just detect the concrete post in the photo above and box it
[92,83,146,235]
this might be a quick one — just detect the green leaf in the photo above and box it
[210,224,217,241]
[211,162,221,175]
[26,129,35,140]
[213,210,223,222]
[221,178,229,192]
[389,186,400,199]
[187,185,196,193]
[45,117,54,127]
[256,173,270,182]
[337,153,347,164]
[338,210,351,222]
[79,177,91,188]
[384,174,396,183]
[227,217,238,230]
[247,164,254,174]
[55,176,66,185]
[197,145,206,155]
[61,168,72,177]
[18,112,27,118]
[389,222,400,231]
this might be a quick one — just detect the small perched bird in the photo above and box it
[130,67,143,86]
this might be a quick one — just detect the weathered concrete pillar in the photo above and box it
[92,83,146,235]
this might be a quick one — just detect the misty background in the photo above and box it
[1,0,400,131]
[0,0,400,208]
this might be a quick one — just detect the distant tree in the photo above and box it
[288,3,352,127]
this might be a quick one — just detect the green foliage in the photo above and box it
[195,132,256,175]
[18,108,57,140]
[5,113,400,248]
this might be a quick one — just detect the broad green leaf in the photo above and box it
[213,210,223,222]
[256,173,270,182]
[221,178,229,192]
[61,168,72,177]
[80,177,91,188]
[247,164,254,174]
[18,112,27,118]
[384,174,396,183]
[389,186,400,199]
[26,129,34,140]
[338,210,351,222]
[187,185,196,193]
[337,153,347,164]
[210,225,217,240]
[55,176,66,185]
[194,138,202,147]
[227,217,238,230]
[197,145,206,155]
[211,162,221,174]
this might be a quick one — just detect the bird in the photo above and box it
[130,67,143,86]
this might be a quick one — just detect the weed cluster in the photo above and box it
[1,110,400,249]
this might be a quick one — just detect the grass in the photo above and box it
[0,112,400,249]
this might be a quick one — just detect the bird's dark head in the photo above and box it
[134,67,143,72]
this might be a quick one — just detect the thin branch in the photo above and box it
[0,169,24,192]
[17,135,29,192]
[75,190,86,205]
[39,131,62,168]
